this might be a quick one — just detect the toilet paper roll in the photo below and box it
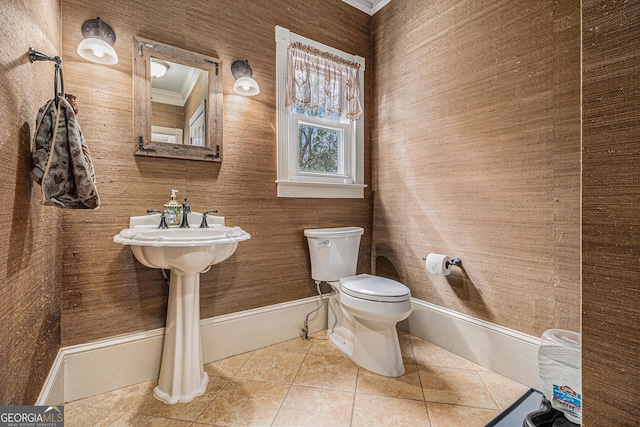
[425,253,452,276]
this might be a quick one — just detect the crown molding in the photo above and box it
[341,0,391,15]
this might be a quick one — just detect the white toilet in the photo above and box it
[304,226,412,377]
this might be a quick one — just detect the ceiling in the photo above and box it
[341,0,391,15]
[150,58,205,106]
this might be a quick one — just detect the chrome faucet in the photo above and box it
[180,198,191,228]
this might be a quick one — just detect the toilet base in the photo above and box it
[327,290,408,377]
[329,319,406,377]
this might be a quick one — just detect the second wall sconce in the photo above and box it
[77,17,118,65]
[231,59,260,96]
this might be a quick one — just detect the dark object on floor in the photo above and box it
[485,389,544,427]
[524,395,579,427]
[484,388,579,427]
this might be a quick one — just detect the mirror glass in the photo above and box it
[133,37,222,162]
[151,59,208,146]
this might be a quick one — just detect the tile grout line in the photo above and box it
[193,350,256,426]
[476,370,502,411]
[189,377,228,425]
[409,334,433,427]
[105,410,127,427]
[269,335,315,426]
[349,366,362,427]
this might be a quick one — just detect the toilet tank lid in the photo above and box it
[340,274,410,298]
[304,227,364,238]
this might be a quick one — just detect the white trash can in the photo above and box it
[538,329,582,425]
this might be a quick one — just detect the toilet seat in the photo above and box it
[339,274,410,303]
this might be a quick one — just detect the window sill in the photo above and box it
[276,180,366,198]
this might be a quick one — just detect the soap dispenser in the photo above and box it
[164,189,181,226]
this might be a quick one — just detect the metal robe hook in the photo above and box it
[29,47,64,107]
[53,62,64,107]
[29,46,62,65]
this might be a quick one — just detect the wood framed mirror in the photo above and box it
[133,37,222,162]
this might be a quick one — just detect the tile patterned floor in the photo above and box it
[65,330,529,426]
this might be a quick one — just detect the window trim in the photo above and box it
[275,25,366,198]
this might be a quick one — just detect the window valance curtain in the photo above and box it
[286,42,362,120]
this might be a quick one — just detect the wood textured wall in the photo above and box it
[59,0,372,346]
[0,1,62,404]
[151,102,184,132]
[371,0,581,337]
[582,1,640,425]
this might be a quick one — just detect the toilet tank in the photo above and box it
[304,227,364,282]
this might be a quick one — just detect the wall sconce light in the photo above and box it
[231,59,260,96]
[77,17,118,65]
[150,59,169,78]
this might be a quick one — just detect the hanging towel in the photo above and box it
[31,97,100,209]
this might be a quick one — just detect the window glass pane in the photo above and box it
[294,103,341,122]
[298,123,340,173]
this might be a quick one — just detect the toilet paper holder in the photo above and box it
[422,256,462,268]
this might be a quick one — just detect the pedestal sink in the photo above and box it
[113,212,250,404]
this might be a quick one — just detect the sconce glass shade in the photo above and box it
[77,17,118,65]
[231,59,260,96]
[77,38,118,65]
[233,76,260,96]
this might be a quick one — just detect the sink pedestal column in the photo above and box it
[153,271,208,404]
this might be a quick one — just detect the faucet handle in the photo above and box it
[179,198,191,228]
[146,209,169,229]
[182,198,191,213]
[200,209,219,228]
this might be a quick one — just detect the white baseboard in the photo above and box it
[399,298,541,388]
[37,295,328,405]
[37,295,540,405]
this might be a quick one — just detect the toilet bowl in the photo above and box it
[304,227,412,377]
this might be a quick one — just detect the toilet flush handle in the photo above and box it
[318,240,331,247]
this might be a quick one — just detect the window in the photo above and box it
[275,26,366,198]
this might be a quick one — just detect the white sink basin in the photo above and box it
[114,212,250,273]
[117,225,245,246]
[112,212,250,405]
[114,223,250,273]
